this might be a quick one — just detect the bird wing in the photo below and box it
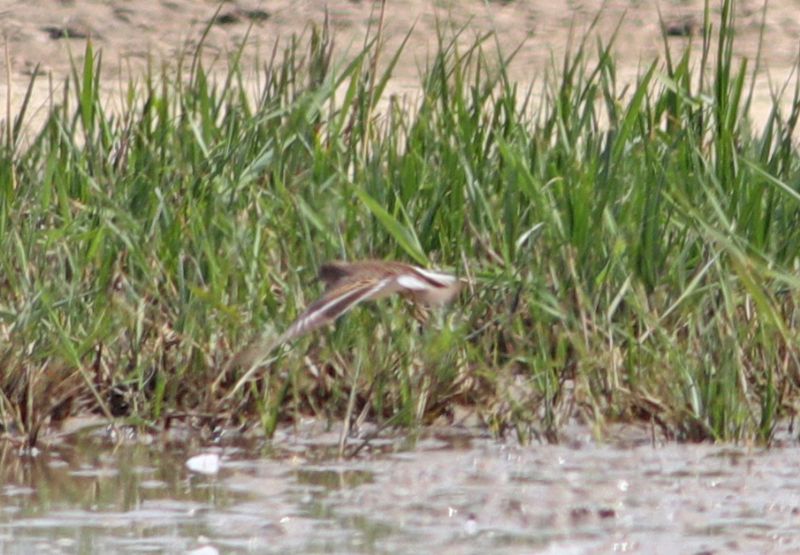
[278,276,397,343]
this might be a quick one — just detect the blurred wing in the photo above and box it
[279,277,395,343]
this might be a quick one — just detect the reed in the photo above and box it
[1,0,799,445]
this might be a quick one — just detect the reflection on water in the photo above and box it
[1,423,799,554]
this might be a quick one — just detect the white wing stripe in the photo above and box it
[412,267,458,285]
[396,274,430,290]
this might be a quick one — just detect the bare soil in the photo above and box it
[1,0,798,135]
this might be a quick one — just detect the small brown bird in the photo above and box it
[218,260,460,396]
[281,260,461,343]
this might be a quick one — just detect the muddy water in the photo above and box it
[1,424,799,554]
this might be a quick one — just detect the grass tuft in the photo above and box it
[2,0,800,446]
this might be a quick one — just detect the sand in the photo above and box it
[1,0,797,136]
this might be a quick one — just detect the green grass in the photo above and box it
[2,0,800,446]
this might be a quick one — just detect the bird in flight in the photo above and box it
[218,260,461,396]
[281,260,461,342]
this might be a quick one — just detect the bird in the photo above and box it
[216,260,461,397]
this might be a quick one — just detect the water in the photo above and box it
[1,422,799,554]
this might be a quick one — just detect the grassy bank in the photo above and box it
[2,1,800,446]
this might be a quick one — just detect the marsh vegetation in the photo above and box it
[2,0,800,446]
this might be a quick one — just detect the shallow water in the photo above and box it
[1,424,799,554]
